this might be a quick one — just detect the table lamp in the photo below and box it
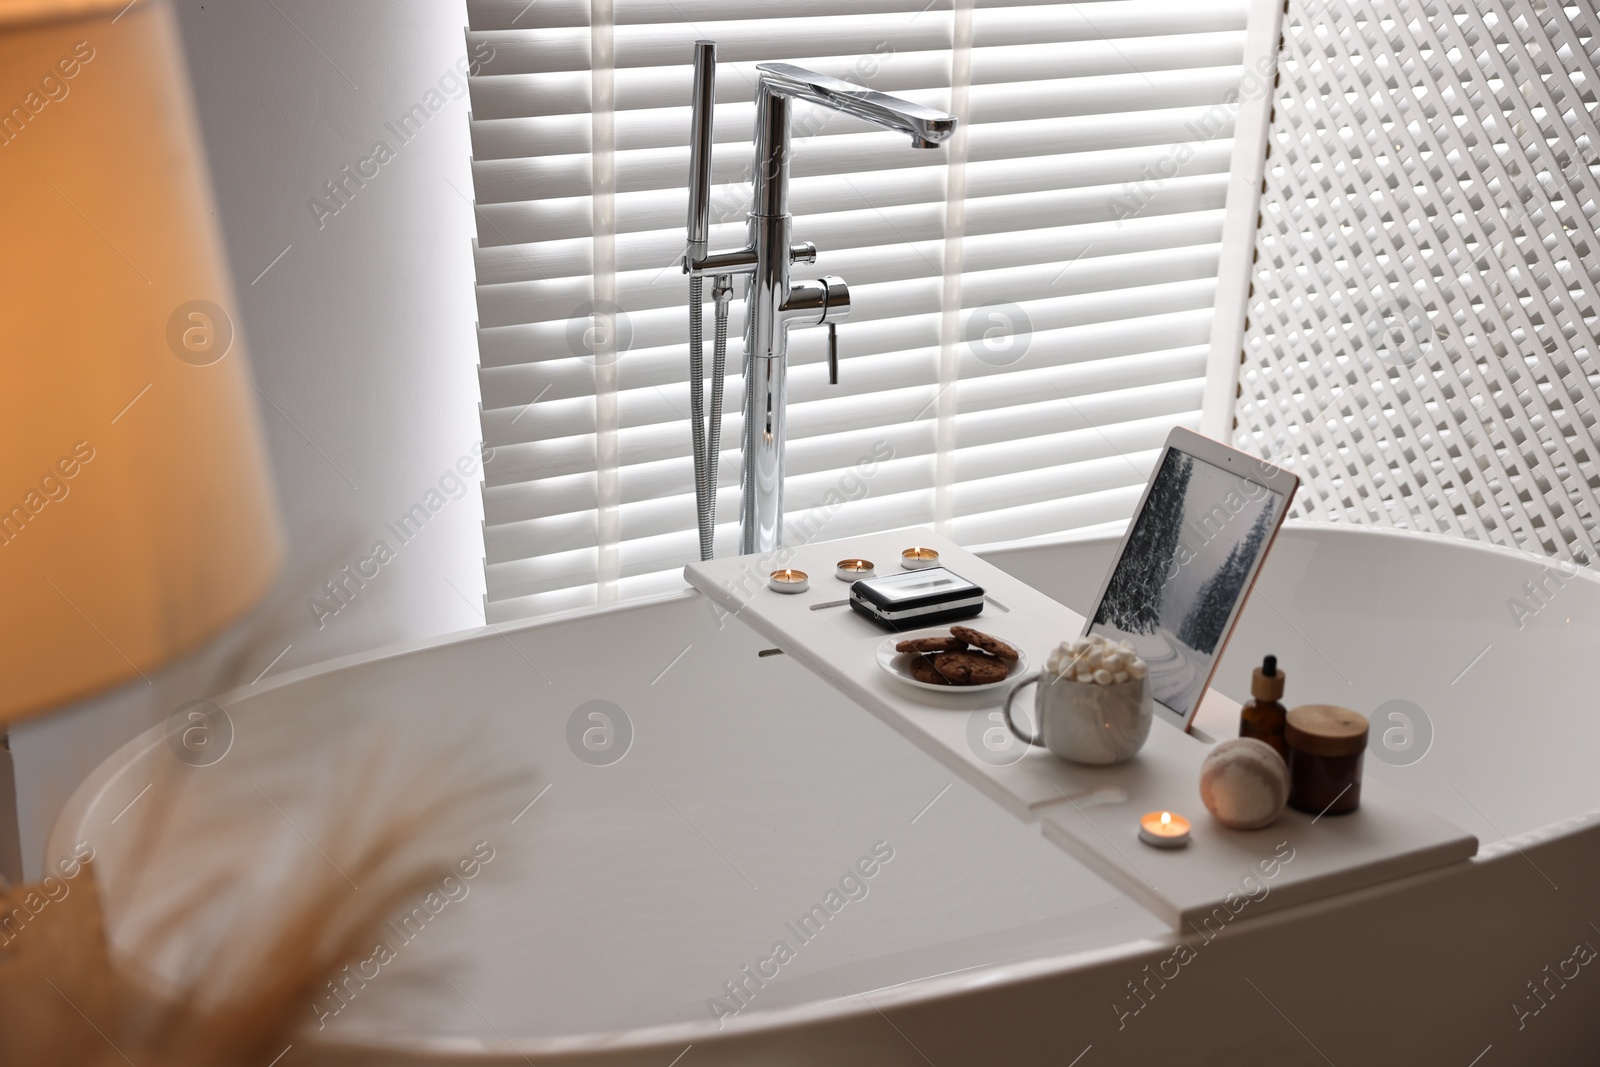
[0,9,484,1063]
[0,0,282,723]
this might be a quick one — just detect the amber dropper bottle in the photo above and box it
[1239,654,1288,761]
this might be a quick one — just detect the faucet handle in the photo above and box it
[819,276,850,322]
[819,275,848,385]
[790,242,817,265]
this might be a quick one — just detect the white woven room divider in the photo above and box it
[1232,0,1600,565]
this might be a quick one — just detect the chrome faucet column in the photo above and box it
[684,47,957,555]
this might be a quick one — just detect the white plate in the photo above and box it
[875,628,1029,693]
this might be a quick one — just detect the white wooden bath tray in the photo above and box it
[684,528,1477,930]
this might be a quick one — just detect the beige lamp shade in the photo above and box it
[0,0,282,722]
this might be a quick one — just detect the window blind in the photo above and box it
[466,0,1254,622]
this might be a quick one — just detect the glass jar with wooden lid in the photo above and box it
[1285,705,1369,816]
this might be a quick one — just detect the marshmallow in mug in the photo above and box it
[1046,633,1149,686]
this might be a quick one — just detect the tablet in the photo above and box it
[1084,427,1299,732]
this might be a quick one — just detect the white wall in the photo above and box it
[8,0,486,879]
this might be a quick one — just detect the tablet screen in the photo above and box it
[1089,448,1285,722]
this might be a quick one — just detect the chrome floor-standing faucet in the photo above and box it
[682,42,957,557]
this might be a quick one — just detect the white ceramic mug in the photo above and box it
[1001,670,1154,765]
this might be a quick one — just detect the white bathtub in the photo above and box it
[52,523,1600,1064]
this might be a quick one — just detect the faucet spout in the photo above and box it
[755,62,957,148]
[750,63,956,218]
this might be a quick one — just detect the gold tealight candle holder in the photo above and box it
[900,547,940,570]
[768,568,809,594]
[835,558,876,581]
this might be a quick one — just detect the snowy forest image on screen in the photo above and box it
[1091,450,1280,718]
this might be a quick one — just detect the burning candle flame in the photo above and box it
[1139,810,1189,847]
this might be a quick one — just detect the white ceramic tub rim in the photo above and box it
[46,521,1600,1059]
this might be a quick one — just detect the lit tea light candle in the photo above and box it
[900,547,940,570]
[768,568,809,594]
[1138,810,1191,849]
[835,558,876,581]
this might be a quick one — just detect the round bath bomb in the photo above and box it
[1199,739,1289,830]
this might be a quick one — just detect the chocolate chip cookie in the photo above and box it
[927,650,1010,685]
[907,654,954,685]
[950,626,1020,663]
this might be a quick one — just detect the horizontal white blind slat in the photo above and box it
[476,205,1228,314]
[470,2,1252,617]
[466,0,1242,32]
[468,0,949,31]
[470,142,1232,249]
[483,426,1188,601]
[468,24,954,78]
[476,303,1209,415]
[475,222,1221,332]
[476,66,1242,160]
[466,33,1247,122]
[477,268,1215,394]
[481,332,1208,465]
[482,371,1202,553]
[467,3,1245,75]
[472,104,1232,203]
